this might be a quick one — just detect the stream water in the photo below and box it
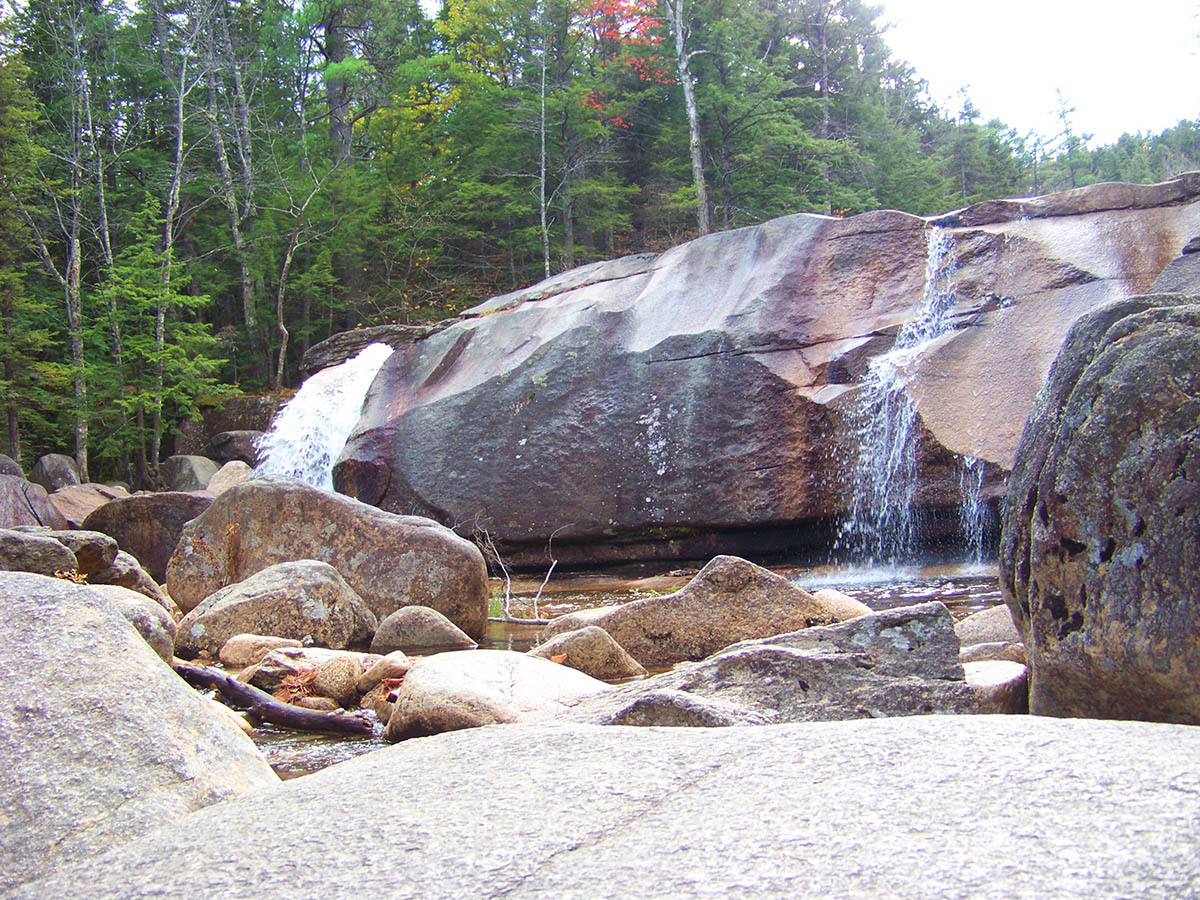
[255,562,1002,779]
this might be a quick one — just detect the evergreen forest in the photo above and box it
[1,0,1198,485]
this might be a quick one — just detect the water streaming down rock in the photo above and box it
[836,228,988,565]
[255,343,394,491]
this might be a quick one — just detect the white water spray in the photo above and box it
[255,342,394,491]
[836,228,960,565]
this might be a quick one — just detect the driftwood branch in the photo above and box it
[172,659,375,736]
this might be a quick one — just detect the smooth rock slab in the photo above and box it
[12,717,1200,900]
[0,573,278,892]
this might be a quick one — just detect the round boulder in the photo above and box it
[218,634,304,669]
[28,454,80,492]
[176,560,378,658]
[83,491,214,583]
[161,455,220,492]
[0,528,77,576]
[0,455,22,478]
[370,605,476,654]
[1000,294,1200,722]
[205,461,254,496]
[528,625,647,681]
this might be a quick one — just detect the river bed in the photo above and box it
[256,562,1003,779]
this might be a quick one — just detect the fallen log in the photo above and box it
[171,659,375,736]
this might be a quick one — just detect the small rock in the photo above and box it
[0,455,22,478]
[959,641,1027,665]
[965,660,1029,714]
[1182,235,1200,255]
[239,647,381,693]
[357,651,414,693]
[605,689,771,727]
[384,649,611,742]
[311,654,363,708]
[359,680,396,725]
[218,634,304,669]
[954,604,1021,648]
[370,605,476,654]
[294,696,341,713]
[528,626,647,681]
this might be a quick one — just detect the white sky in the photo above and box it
[879,0,1200,146]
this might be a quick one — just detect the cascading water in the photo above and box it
[835,228,987,566]
[255,342,394,491]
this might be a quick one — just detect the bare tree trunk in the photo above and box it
[667,0,709,235]
[538,16,551,279]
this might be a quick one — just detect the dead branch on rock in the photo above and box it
[171,659,375,736]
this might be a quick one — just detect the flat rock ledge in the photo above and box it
[13,716,1199,900]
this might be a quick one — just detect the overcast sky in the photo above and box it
[879,0,1200,145]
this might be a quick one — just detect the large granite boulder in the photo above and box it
[165,478,490,640]
[160,455,220,491]
[82,491,215,582]
[10,717,1199,899]
[0,475,69,530]
[27,453,80,492]
[384,649,611,741]
[205,460,254,495]
[369,605,476,654]
[202,430,264,465]
[567,602,1022,725]
[0,455,22,478]
[176,560,377,657]
[1000,294,1200,723]
[528,625,648,681]
[88,583,177,660]
[541,555,870,667]
[0,573,277,892]
[329,177,1200,565]
[88,549,179,616]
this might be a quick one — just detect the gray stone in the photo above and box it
[11,717,1200,899]
[161,455,220,491]
[28,453,80,492]
[0,475,69,530]
[88,584,177,661]
[567,602,992,726]
[963,660,1029,714]
[176,560,377,657]
[959,641,1027,665]
[1000,294,1200,722]
[528,625,647,681]
[88,550,179,617]
[0,573,277,892]
[384,649,611,742]
[370,604,476,654]
[1149,252,1200,293]
[39,529,118,576]
[0,527,78,576]
[166,478,489,640]
[0,455,22,478]
[201,430,264,466]
[542,555,871,668]
[357,650,413,693]
[954,603,1021,648]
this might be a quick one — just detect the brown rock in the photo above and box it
[0,475,69,530]
[205,461,254,495]
[1000,294,1200,722]
[954,604,1021,648]
[36,530,118,577]
[165,478,489,640]
[369,605,476,654]
[311,654,363,708]
[218,634,304,669]
[46,483,129,529]
[357,651,414,693]
[202,431,264,466]
[175,560,377,658]
[528,626,647,681]
[541,555,867,668]
[294,696,341,712]
[959,641,1027,665]
[238,647,381,693]
[83,491,215,583]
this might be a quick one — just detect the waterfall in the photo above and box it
[957,454,988,565]
[255,342,394,491]
[835,228,962,566]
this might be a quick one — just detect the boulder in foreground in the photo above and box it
[0,573,277,892]
[10,717,1199,899]
[166,478,489,640]
[541,555,870,667]
[1000,294,1200,722]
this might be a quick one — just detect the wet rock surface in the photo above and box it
[1001,294,1200,722]
[12,716,1199,899]
[165,478,489,640]
[0,573,277,892]
[333,177,1200,565]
